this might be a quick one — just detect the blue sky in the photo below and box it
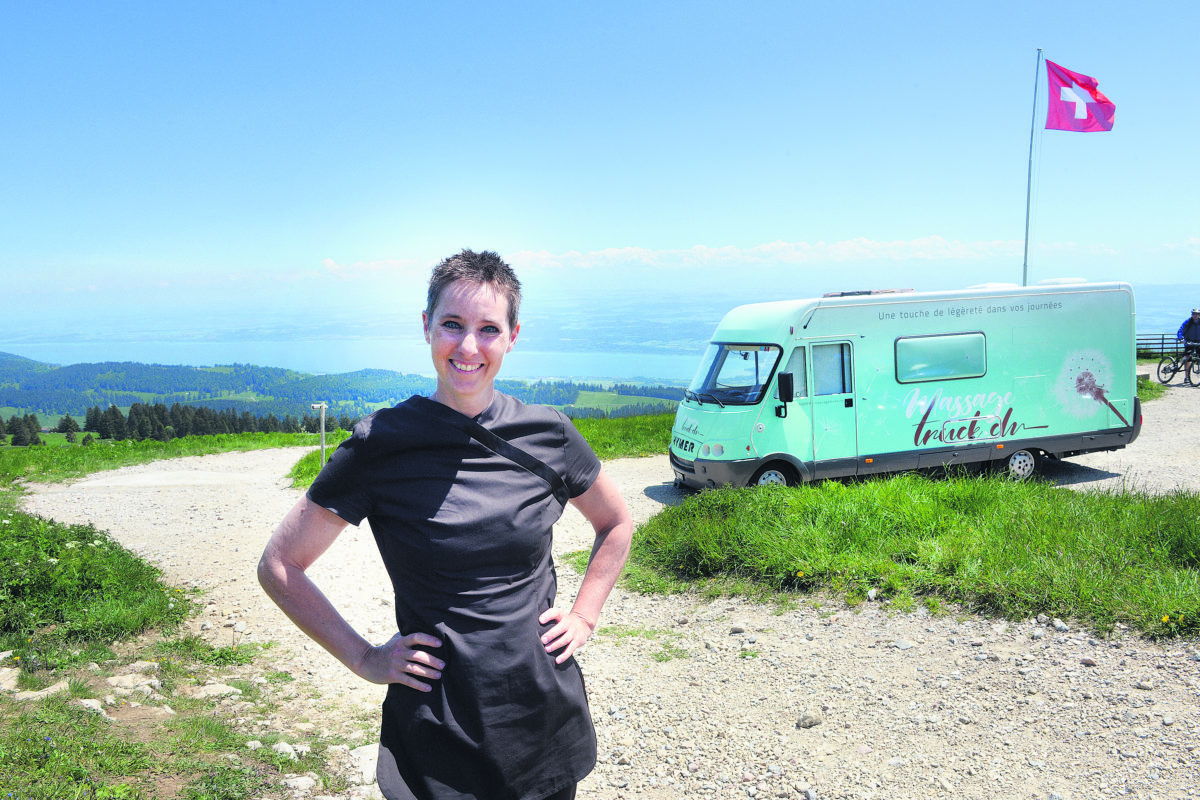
[2,1,1196,377]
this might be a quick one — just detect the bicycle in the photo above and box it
[1157,350,1200,384]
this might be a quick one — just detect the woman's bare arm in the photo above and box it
[258,496,444,689]
[539,468,633,663]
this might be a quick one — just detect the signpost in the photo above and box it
[310,402,328,466]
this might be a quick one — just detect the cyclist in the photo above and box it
[1177,308,1200,385]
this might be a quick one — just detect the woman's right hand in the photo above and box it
[357,632,445,691]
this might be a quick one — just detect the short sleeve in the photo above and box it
[556,412,602,499]
[306,431,372,526]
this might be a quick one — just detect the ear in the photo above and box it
[506,322,520,353]
[422,311,431,343]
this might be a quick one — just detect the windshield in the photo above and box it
[686,343,782,406]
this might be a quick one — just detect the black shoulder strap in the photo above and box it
[409,396,570,506]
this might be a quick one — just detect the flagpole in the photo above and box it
[1021,48,1043,287]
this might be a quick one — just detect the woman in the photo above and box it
[258,249,633,800]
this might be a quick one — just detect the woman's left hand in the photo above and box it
[539,607,595,664]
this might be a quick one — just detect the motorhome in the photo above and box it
[669,282,1141,489]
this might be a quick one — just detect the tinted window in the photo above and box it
[895,333,986,383]
[813,343,852,396]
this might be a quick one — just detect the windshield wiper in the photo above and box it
[700,392,725,408]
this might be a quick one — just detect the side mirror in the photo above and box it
[775,372,794,418]
[778,372,795,403]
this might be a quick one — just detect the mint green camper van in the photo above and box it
[669,282,1141,489]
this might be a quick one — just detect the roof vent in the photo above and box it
[822,288,914,297]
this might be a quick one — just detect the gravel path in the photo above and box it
[20,384,1200,800]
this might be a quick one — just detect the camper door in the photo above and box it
[811,341,858,477]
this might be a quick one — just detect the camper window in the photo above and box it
[813,343,852,395]
[688,343,782,405]
[773,347,808,399]
[895,333,986,383]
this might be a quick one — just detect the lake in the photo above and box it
[3,281,1196,384]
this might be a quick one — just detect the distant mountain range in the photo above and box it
[0,352,682,421]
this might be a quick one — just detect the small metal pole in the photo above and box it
[310,402,328,465]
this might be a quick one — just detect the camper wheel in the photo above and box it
[751,463,797,487]
[1004,449,1040,480]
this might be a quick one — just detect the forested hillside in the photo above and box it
[0,353,684,427]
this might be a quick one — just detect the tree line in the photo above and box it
[1,414,47,447]
[80,403,358,443]
[1,404,358,447]
[607,384,685,401]
[1,391,683,447]
[562,400,679,419]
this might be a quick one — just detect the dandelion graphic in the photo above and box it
[1075,371,1130,426]
[1055,350,1122,421]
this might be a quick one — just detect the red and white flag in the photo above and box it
[1045,59,1115,132]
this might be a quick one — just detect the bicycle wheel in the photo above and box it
[1158,355,1179,384]
[1190,359,1200,381]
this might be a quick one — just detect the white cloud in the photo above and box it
[1035,241,1120,256]
[1159,237,1200,255]
[512,236,1023,273]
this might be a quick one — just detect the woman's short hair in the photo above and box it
[426,249,522,329]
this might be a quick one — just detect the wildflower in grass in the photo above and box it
[1163,615,1171,623]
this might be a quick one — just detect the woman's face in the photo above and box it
[422,279,519,414]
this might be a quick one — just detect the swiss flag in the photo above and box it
[1045,59,1115,132]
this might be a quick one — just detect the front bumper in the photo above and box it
[670,451,760,490]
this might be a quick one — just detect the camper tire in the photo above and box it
[1004,449,1040,481]
[751,463,797,487]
